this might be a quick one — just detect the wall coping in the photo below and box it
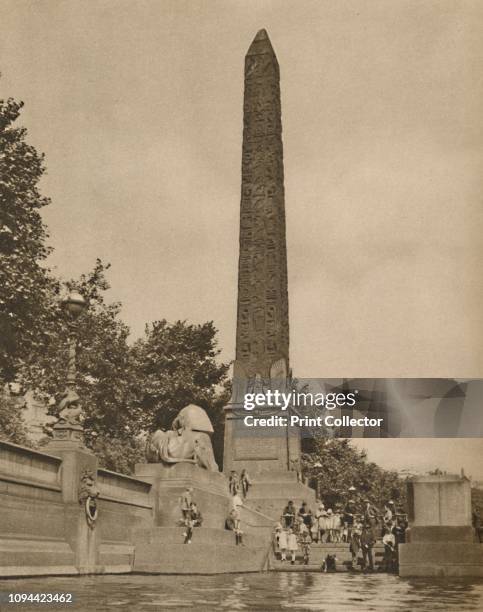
[97,468,152,491]
[98,494,153,509]
[0,440,62,465]
[0,474,62,492]
[410,474,471,484]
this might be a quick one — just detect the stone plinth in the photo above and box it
[135,463,229,528]
[410,473,472,527]
[399,474,483,577]
[223,405,301,475]
[49,422,84,447]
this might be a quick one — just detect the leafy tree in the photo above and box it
[132,320,230,467]
[89,435,145,475]
[0,92,58,384]
[30,260,142,446]
[0,389,30,445]
[302,438,407,512]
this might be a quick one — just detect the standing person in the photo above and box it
[229,471,240,496]
[298,501,308,521]
[273,524,282,554]
[296,515,308,537]
[332,509,342,543]
[235,524,244,546]
[317,508,329,543]
[393,517,406,545]
[240,469,251,498]
[472,507,483,543]
[383,501,395,527]
[360,522,375,572]
[228,506,243,545]
[341,521,349,543]
[344,499,356,542]
[300,530,311,565]
[287,528,298,565]
[179,487,193,520]
[363,499,378,524]
[314,503,325,543]
[325,509,334,542]
[278,528,288,561]
[382,527,397,572]
[283,501,296,529]
[304,509,314,541]
[310,516,319,543]
[350,519,363,568]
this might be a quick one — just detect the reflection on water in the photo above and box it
[1,573,483,611]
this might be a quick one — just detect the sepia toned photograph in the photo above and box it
[1,1,483,610]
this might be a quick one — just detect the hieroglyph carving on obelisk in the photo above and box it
[224,30,300,474]
[234,28,290,396]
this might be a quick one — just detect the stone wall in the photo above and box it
[399,474,483,577]
[0,440,153,577]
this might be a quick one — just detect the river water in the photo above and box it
[1,573,483,611]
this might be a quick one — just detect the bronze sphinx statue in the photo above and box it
[145,404,219,471]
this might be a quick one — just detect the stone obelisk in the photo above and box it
[223,30,300,476]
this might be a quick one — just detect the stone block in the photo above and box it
[0,537,77,577]
[409,526,475,543]
[410,474,472,527]
[134,541,269,574]
[399,542,483,577]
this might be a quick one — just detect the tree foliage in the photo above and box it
[0,390,30,446]
[302,438,407,512]
[131,320,230,467]
[0,93,58,384]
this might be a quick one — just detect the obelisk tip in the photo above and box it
[247,28,276,56]
[254,29,269,41]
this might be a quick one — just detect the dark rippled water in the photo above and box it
[1,573,483,611]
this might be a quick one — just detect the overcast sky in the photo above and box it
[2,1,482,472]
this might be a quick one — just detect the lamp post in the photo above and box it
[312,460,322,500]
[62,291,87,392]
[50,291,87,446]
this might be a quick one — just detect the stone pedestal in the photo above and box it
[46,430,101,574]
[399,474,483,577]
[223,403,301,475]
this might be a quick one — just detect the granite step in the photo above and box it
[271,561,347,572]
[244,482,317,501]
[142,526,247,546]
[134,541,269,574]
[271,542,386,570]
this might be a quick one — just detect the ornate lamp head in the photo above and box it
[62,291,87,318]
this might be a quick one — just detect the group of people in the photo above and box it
[274,497,408,571]
[274,524,312,565]
[179,487,203,544]
[228,469,251,499]
[282,500,347,543]
[178,470,252,546]
[178,477,408,571]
